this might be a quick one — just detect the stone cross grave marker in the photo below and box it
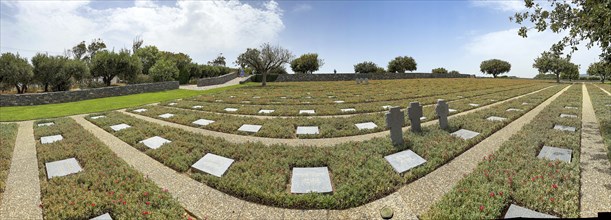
[435,99,449,129]
[408,102,423,132]
[386,107,405,146]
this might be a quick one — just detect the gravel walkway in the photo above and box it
[397,85,571,217]
[579,84,611,217]
[179,77,244,91]
[0,121,43,220]
[122,85,555,147]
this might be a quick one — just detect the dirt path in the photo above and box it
[179,77,244,91]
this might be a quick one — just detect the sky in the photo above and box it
[0,0,603,78]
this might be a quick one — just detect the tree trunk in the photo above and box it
[22,84,28,94]
[262,71,267,87]
[556,74,560,83]
[493,74,497,78]
[602,76,606,83]
[44,83,49,92]
[104,76,112,86]
[15,84,22,94]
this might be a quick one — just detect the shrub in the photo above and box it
[432,68,448,74]
[149,59,179,82]
[354,61,379,73]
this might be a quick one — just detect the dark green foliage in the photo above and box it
[0,52,33,93]
[290,53,324,74]
[431,68,448,74]
[149,59,179,82]
[90,50,142,86]
[135,46,160,75]
[533,51,576,83]
[354,61,379,73]
[387,56,417,73]
[587,61,611,83]
[480,59,511,78]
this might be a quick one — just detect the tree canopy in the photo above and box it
[290,53,324,74]
[532,51,575,83]
[431,68,448,74]
[387,56,417,73]
[149,58,179,82]
[236,43,293,86]
[587,61,611,83]
[90,50,142,86]
[480,59,511,78]
[0,52,33,94]
[208,53,226,67]
[135,45,160,75]
[560,62,579,81]
[354,61,379,73]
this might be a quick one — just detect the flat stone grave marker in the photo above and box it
[341,108,356,113]
[192,105,203,109]
[241,101,251,104]
[258,109,275,114]
[301,101,311,104]
[504,204,557,219]
[328,96,335,98]
[296,126,319,135]
[449,108,457,113]
[355,122,377,130]
[382,105,394,110]
[490,99,497,102]
[334,100,345,104]
[91,213,112,220]
[191,153,235,177]
[299,110,316,114]
[469,103,480,107]
[253,96,260,99]
[560,113,577,118]
[451,129,480,140]
[159,113,174,119]
[215,100,223,102]
[290,167,333,193]
[457,96,463,98]
[486,116,507,122]
[305,96,312,99]
[192,119,215,126]
[38,122,54,127]
[229,96,235,98]
[522,102,529,105]
[280,96,287,99]
[238,124,262,133]
[133,108,147,113]
[168,102,177,106]
[384,150,426,173]
[139,136,171,149]
[41,135,63,144]
[553,124,576,132]
[224,108,238,112]
[90,115,106,120]
[110,123,131,131]
[420,117,426,121]
[506,108,522,112]
[537,146,572,163]
[45,158,83,179]
[564,106,578,109]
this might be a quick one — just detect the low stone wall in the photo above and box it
[197,72,237,87]
[275,72,474,82]
[0,81,179,106]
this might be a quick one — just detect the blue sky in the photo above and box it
[0,0,602,77]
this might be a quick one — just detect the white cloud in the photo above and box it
[292,3,312,13]
[0,0,284,64]
[471,0,525,12]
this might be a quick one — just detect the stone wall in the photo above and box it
[1,81,179,107]
[197,72,237,87]
[275,72,474,82]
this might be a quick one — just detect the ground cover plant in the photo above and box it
[33,118,185,219]
[0,84,244,122]
[0,123,18,206]
[423,85,582,219]
[85,85,564,209]
[131,85,559,138]
[586,84,611,161]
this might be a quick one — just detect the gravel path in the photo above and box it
[179,77,244,91]
[0,121,43,220]
[397,85,571,217]
[122,85,554,147]
[579,84,611,217]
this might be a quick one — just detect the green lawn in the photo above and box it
[0,84,244,121]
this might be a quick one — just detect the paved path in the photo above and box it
[0,121,43,220]
[398,85,571,217]
[579,84,611,217]
[179,77,244,91]
[122,85,554,147]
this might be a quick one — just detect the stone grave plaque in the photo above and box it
[90,115,106,120]
[537,146,572,163]
[238,124,262,133]
[334,100,345,104]
[382,105,394,110]
[41,135,63,144]
[224,108,238,112]
[299,110,316,114]
[504,204,557,219]
[133,108,147,113]
[564,106,578,109]
[420,117,427,121]
[384,150,426,173]
[341,108,356,113]
[490,99,497,102]
[486,116,507,122]
[522,102,529,105]
[110,123,131,131]
[305,96,312,99]
[159,113,174,119]
[328,96,335,98]
[91,213,112,220]
[449,109,457,113]
[229,96,235,98]
[258,109,275,114]
[553,125,576,132]
[38,122,54,127]
[355,122,378,130]
[296,126,319,135]
[191,153,235,177]
[253,96,260,99]
[139,136,171,149]
[192,119,214,126]
[290,167,333,193]
[451,129,480,140]
[241,101,251,104]
[280,96,287,99]
[45,158,83,179]
[469,103,480,107]
[506,108,522,112]
[168,102,177,106]
[215,100,223,102]
[457,96,463,98]
[192,105,203,109]
[560,114,577,118]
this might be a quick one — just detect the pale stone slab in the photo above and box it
[296,126,319,135]
[41,135,63,144]
[133,108,147,113]
[334,100,345,104]
[110,123,131,131]
[252,96,260,99]
[449,108,457,113]
[37,122,54,127]
[341,108,356,113]
[90,115,106,120]
[538,146,572,163]
[384,150,426,173]
[554,125,576,132]
[420,117,427,121]
[238,124,262,133]
[299,110,316,114]
[522,102,529,105]
[192,119,214,126]
[191,153,235,177]
[139,136,171,149]
[192,105,203,109]
[565,106,578,109]
[290,167,333,193]
[504,204,557,218]
[382,105,395,110]
[486,116,507,122]
[168,102,177,106]
[451,129,480,140]
[355,122,378,130]
[258,109,275,114]
[506,108,523,112]
[328,96,335,98]
[469,103,480,107]
[457,96,463,98]
[215,100,223,102]
[490,99,497,102]
[241,101,251,104]
[280,97,287,99]
[45,158,82,179]
[91,213,112,220]
[224,108,238,112]
[159,113,174,119]
[560,113,577,118]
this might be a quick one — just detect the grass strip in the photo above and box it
[0,123,18,205]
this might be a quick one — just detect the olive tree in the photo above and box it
[0,52,33,94]
[532,51,573,83]
[236,43,293,86]
[480,59,511,78]
[560,62,579,81]
[354,61,379,73]
[431,68,448,74]
[90,50,142,86]
[135,45,160,75]
[387,56,417,73]
[32,53,67,92]
[587,61,611,83]
[290,53,324,74]
[149,58,179,82]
